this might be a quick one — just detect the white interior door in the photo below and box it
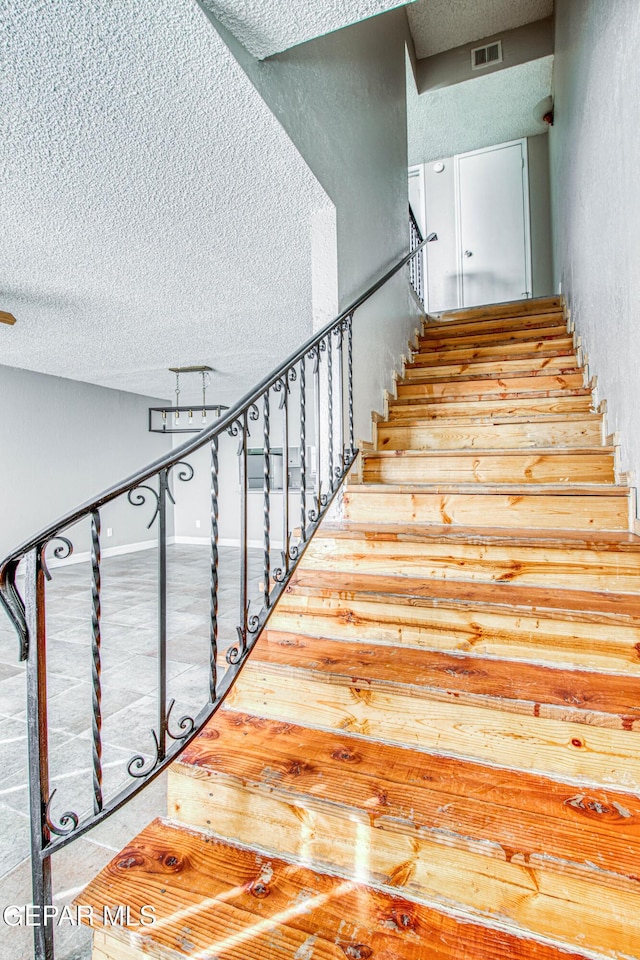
[455,140,531,308]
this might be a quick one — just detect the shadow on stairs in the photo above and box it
[77,296,640,960]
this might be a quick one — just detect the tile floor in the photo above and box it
[0,544,263,959]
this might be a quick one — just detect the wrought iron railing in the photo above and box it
[409,204,426,304]
[0,227,432,960]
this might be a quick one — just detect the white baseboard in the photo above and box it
[172,535,284,549]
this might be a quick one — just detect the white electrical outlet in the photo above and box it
[195,519,201,529]
[106,527,113,537]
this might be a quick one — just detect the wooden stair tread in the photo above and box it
[402,357,580,380]
[430,297,563,322]
[417,324,568,350]
[346,482,629,495]
[316,522,640,549]
[255,630,640,721]
[287,569,640,621]
[378,412,603,427]
[77,818,592,960]
[176,710,640,882]
[398,368,584,387]
[421,312,566,339]
[407,344,576,368]
[364,446,611,458]
[390,388,592,405]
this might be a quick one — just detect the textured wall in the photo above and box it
[549,0,640,483]
[0,365,171,558]
[198,4,423,441]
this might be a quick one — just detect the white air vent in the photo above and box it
[471,40,503,70]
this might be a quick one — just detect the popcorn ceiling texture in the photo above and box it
[407,55,553,164]
[407,0,554,59]
[0,0,331,403]
[199,0,413,59]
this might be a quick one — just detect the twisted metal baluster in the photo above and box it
[90,509,103,814]
[327,333,334,490]
[281,377,290,572]
[209,434,219,702]
[299,356,307,544]
[347,313,355,458]
[313,344,322,516]
[239,411,248,656]
[334,323,345,477]
[263,391,271,610]
[157,469,168,761]
[24,547,54,960]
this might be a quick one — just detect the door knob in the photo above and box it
[464,250,473,258]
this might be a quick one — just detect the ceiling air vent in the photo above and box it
[471,40,503,70]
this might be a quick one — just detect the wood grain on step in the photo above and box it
[343,488,631,531]
[375,417,603,451]
[287,569,640,621]
[229,657,640,789]
[421,311,565,340]
[302,531,640,592]
[409,339,576,369]
[402,355,578,380]
[432,297,562,322]
[418,324,568,351]
[361,449,613,485]
[252,630,640,722]
[395,372,585,398]
[79,819,594,960]
[387,396,593,420]
[170,723,640,957]
[271,593,640,676]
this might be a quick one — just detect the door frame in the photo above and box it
[453,138,532,308]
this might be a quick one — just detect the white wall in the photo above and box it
[549,0,640,484]
[0,364,171,559]
[421,135,553,312]
[196,4,423,442]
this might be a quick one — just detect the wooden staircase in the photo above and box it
[78,296,640,960]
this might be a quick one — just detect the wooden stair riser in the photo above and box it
[361,450,614,485]
[271,594,640,675]
[402,356,579,380]
[169,764,640,960]
[387,395,594,421]
[395,372,586,399]
[409,339,576,369]
[420,315,567,344]
[342,490,632,531]
[301,537,640,592]
[375,418,604,452]
[226,659,640,790]
[417,323,568,352]
[430,297,563,323]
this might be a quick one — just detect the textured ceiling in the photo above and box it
[0,0,331,404]
[407,55,553,164]
[199,0,414,59]
[407,0,554,59]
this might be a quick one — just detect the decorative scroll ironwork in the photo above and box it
[0,220,427,960]
[166,699,196,741]
[41,536,73,582]
[45,790,79,838]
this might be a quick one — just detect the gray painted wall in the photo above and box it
[196,4,423,442]
[422,135,553,312]
[0,365,171,558]
[549,0,640,484]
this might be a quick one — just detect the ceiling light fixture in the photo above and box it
[148,365,229,434]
